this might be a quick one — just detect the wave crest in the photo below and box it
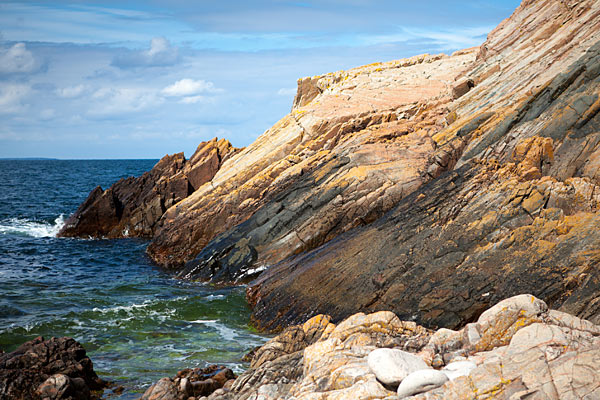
[0,215,65,238]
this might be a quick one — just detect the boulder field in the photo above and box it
[144,294,600,399]
[60,0,600,338]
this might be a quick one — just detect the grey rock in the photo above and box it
[397,369,449,398]
[367,348,428,386]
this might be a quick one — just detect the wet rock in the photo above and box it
[367,348,428,386]
[0,336,107,400]
[396,369,448,398]
[37,374,71,400]
[140,377,179,400]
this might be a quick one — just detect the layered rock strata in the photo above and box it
[150,50,477,274]
[146,295,600,400]
[0,336,108,400]
[58,138,238,239]
[248,0,600,330]
[60,0,600,335]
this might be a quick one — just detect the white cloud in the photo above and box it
[0,43,37,74]
[162,78,220,97]
[112,37,180,68]
[56,84,87,98]
[277,87,296,96]
[0,83,31,114]
[88,87,163,117]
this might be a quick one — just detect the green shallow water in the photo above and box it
[0,160,269,398]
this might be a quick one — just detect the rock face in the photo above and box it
[58,138,238,239]
[148,50,476,273]
[189,295,600,400]
[248,0,600,331]
[0,336,107,400]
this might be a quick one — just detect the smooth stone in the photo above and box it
[397,369,449,398]
[368,348,428,386]
[442,360,477,380]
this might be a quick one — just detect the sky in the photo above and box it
[0,1,521,159]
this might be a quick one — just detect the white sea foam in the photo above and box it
[91,296,187,316]
[0,215,65,238]
[204,294,225,301]
[200,320,240,341]
[190,319,267,343]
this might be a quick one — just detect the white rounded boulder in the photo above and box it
[367,348,428,386]
[442,360,477,380]
[397,369,449,398]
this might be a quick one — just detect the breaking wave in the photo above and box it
[0,215,65,238]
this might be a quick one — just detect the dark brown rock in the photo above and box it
[141,365,236,400]
[0,336,107,400]
[451,78,474,99]
[58,138,238,239]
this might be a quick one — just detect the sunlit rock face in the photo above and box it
[248,0,600,330]
[147,50,478,275]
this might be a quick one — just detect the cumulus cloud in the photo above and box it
[56,84,87,98]
[161,78,219,97]
[0,43,37,74]
[0,83,30,113]
[111,37,180,68]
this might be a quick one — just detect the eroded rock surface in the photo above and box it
[249,0,600,331]
[58,138,238,239]
[148,50,476,274]
[196,295,600,400]
[0,336,107,400]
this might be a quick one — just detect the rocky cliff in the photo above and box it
[61,0,600,335]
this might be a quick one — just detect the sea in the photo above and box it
[0,159,268,398]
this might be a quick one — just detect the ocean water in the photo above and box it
[0,160,267,398]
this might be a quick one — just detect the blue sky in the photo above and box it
[0,1,520,159]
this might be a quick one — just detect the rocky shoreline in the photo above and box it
[3,294,599,399]
[57,0,600,333]
[8,0,595,398]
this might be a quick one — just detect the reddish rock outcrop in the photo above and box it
[248,0,600,331]
[140,365,236,400]
[149,51,477,274]
[58,138,238,239]
[0,336,107,400]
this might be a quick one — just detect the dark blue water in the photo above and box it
[0,160,267,398]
